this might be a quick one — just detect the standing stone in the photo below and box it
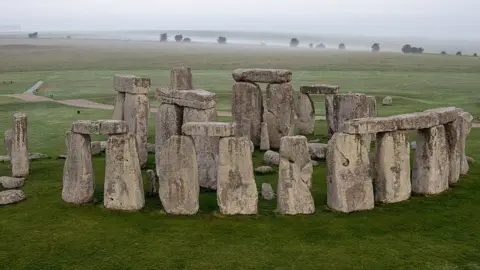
[146,170,158,196]
[327,132,374,213]
[217,137,258,215]
[412,125,449,195]
[374,131,411,203]
[333,93,369,134]
[104,133,145,211]
[260,122,270,150]
[277,136,314,215]
[11,113,29,178]
[171,66,193,90]
[367,96,377,141]
[112,92,126,120]
[183,107,218,189]
[265,83,294,149]
[294,93,315,136]
[460,112,473,175]
[4,129,13,157]
[124,93,149,168]
[62,132,94,204]
[445,118,461,185]
[158,136,199,215]
[155,103,183,174]
[232,82,263,146]
[325,94,336,138]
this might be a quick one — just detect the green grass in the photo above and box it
[1,39,480,269]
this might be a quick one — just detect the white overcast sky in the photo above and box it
[2,0,479,38]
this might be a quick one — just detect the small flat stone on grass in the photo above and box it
[232,68,292,83]
[300,84,340,95]
[182,122,236,137]
[0,176,25,189]
[255,166,275,174]
[0,190,26,205]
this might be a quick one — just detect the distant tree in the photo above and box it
[309,43,313,48]
[183,37,191,43]
[316,43,326,49]
[175,34,183,42]
[28,32,38,38]
[410,47,419,53]
[418,47,424,54]
[371,43,380,52]
[338,43,346,50]
[456,51,462,56]
[217,36,227,44]
[473,53,478,57]
[160,33,168,42]
[441,51,447,55]
[402,44,412,53]
[290,38,299,47]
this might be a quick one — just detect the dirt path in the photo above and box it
[4,93,478,127]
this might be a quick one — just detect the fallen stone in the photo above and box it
[158,136,199,215]
[327,132,374,213]
[0,190,26,205]
[294,93,315,136]
[264,150,280,165]
[300,84,340,95]
[11,113,29,178]
[0,156,10,162]
[232,82,263,146]
[147,143,155,153]
[277,136,314,215]
[4,129,13,157]
[255,166,275,174]
[265,83,294,149]
[260,122,270,151]
[261,183,275,200]
[146,169,158,196]
[91,141,102,156]
[71,120,128,135]
[28,153,49,161]
[156,88,216,109]
[218,137,258,215]
[308,143,328,160]
[0,176,25,189]
[232,68,292,83]
[382,96,392,106]
[155,103,183,173]
[123,93,149,168]
[112,92,125,120]
[182,122,236,137]
[170,66,193,90]
[114,74,151,94]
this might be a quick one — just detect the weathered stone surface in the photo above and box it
[29,153,49,161]
[255,166,275,174]
[170,66,193,90]
[294,93,315,136]
[146,169,158,196]
[300,84,340,95]
[412,125,450,195]
[0,176,25,189]
[11,113,29,178]
[325,94,335,138]
[72,120,128,135]
[62,132,94,204]
[158,136,199,215]
[155,103,183,174]
[100,141,108,151]
[232,68,292,83]
[311,160,320,167]
[374,131,411,203]
[424,107,462,124]
[4,129,13,157]
[382,96,392,106]
[218,137,258,215]
[265,83,294,149]
[410,141,417,150]
[445,118,462,185]
[332,93,369,134]
[99,120,129,135]
[0,190,26,205]
[182,122,236,137]
[367,95,377,141]
[232,82,263,145]
[260,122,270,151]
[261,183,275,200]
[460,112,473,175]
[112,92,125,120]
[327,132,374,213]
[156,88,216,109]
[124,94,149,168]
[104,133,145,211]
[147,143,155,153]
[114,74,150,94]
[277,136,314,215]
[264,150,280,166]
[91,141,102,155]
[308,143,328,160]
[183,107,218,189]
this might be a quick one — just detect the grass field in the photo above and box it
[1,38,480,269]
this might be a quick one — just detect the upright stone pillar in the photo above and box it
[460,111,473,175]
[155,103,183,173]
[332,93,369,134]
[265,83,294,149]
[11,113,29,178]
[367,95,377,142]
[445,118,461,185]
[4,129,13,157]
[232,82,263,146]
[112,92,125,120]
[294,93,315,136]
[170,66,193,90]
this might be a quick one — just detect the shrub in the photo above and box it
[441,51,447,55]
[338,43,346,50]
[456,51,462,56]
[371,43,380,52]
[309,43,313,48]
[183,37,191,43]
[175,35,183,42]
[160,33,167,42]
[474,53,478,57]
[402,44,412,53]
[217,36,227,44]
[290,38,299,47]
[316,43,326,49]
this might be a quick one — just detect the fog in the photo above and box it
[2,0,480,40]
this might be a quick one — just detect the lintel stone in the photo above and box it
[300,84,340,95]
[232,68,292,83]
[114,74,151,94]
[156,88,216,109]
[72,120,128,135]
[182,122,236,137]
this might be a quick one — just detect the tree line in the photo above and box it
[160,33,227,44]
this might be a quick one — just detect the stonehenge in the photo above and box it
[11,113,29,178]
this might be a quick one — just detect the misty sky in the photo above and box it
[3,0,480,39]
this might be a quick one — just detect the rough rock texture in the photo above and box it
[217,137,258,215]
[12,113,29,178]
[100,141,108,151]
[158,136,199,215]
[62,132,94,204]
[147,143,155,153]
[374,131,411,203]
[300,84,339,95]
[382,96,392,106]
[91,141,102,156]
[327,132,374,213]
[264,150,280,166]
[183,107,218,189]
[155,103,183,173]
[146,170,158,196]
[0,176,25,189]
[170,66,193,90]
[412,125,449,195]
[232,68,292,83]
[255,166,275,174]
[460,112,473,175]
[260,122,270,151]
[0,190,26,205]
[156,88,216,110]
[4,129,13,157]
[124,93,149,168]
[294,93,315,136]
[232,82,263,145]
[104,133,145,211]
[410,141,417,150]
[324,94,336,138]
[367,95,377,141]
[261,183,275,200]
[114,74,150,94]
[112,92,125,120]
[29,153,49,161]
[445,118,461,185]
[71,120,128,135]
[308,143,328,160]
[332,93,369,134]
[265,83,294,149]
[277,136,314,215]
[182,122,236,137]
